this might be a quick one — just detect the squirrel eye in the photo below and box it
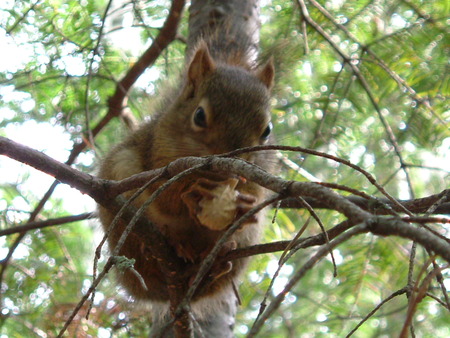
[193,107,207,128]
[261,122,272,140]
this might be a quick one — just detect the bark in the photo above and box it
[186,0,261,62]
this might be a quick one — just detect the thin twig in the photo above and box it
[84,0,114,152]
[0,213,96,237]
[248,223,369,337]
[346,288,408,337]
[295,0,416,212]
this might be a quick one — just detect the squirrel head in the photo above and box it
[154,42,275,166]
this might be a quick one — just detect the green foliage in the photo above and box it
[0,0,448,336]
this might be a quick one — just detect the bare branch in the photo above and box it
[249,224,369,337]
[2,137,449,336]
[0,213,95,237]
[346,288,408,337]
[2,137,449,260]
[295,0,416,201]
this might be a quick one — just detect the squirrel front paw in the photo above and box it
[181,177,257,231]
[209,240,237,279]
[187,240,237,288]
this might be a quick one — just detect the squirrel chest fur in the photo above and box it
[98,41,276,302]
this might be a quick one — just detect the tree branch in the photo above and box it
[2,136,449,263]
[0,212,95,237]
[2,135,450,337]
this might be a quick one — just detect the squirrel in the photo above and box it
[97,35,277,311]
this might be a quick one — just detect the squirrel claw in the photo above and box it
[187,261,232,288]
[234,192,258,224]
[219,240,237,255]
[209,240,236,279]
[181,178,224,221]
[174,243,197,263]
[210,261,233,280]
[187,240,236,287]
[181,178,239,230]
[236,203,258,223]
[182,177,259,230]
[236,192,256,204]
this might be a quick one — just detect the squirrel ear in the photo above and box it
[187,43,216,92]
[255,57,275,90]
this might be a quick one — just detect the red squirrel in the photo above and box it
[98,39,276,310]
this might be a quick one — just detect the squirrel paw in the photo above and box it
[187,260,232,295]
[209,239,239,280]
[209,261,233,280]
[174,243,197,263]
[235,194,258,225]
[181,177,257,231]
[209,240,237,278]
[188,240,237,287]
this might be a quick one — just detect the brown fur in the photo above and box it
[98,41,277,303]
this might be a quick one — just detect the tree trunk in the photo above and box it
[149,0,262,337]
[187,0,261,63]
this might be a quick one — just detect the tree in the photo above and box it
[0,0,449,337]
